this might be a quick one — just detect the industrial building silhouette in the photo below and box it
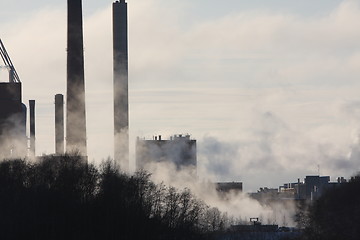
[0,39,29,158]
[0,0,131,168]
[1,0,192,176]
[136,134,197,173]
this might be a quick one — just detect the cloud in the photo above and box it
[198,107,360,191]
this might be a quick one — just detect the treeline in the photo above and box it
[0,155,226,240]
[300,174,360,240]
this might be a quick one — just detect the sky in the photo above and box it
[1,0,360,191]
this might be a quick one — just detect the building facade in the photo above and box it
[136,134,197,173]
[0,82,27,158]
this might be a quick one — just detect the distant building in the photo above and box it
[279,179,305,200]
[0,82,27,158]
[250,187,282,204]
[218,218,302,240]
[136,134,196,173]
[304,175,330,200]
[251,175,347,203]
[0,39,27,159]
[279,175,346,201]
[216,182,243,195]
[230,223,278,233]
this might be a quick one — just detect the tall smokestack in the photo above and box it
[113,0,129,171]
[29,100,35,157]
[55,94,64,155]
[66,0,87,155]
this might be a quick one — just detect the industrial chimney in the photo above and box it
[29,100,35,157]
[55,94,64,155]
[66,0,87,156]
[113,0,129,171]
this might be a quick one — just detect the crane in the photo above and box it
[0,38,21,83]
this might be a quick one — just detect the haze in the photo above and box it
[1,0,359,191]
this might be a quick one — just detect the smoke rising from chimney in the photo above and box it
[140,159,297,227]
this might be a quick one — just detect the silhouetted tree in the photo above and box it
[0,155,223,240]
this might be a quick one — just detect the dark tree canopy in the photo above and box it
[303,175,360,240]
[0,155,224,240]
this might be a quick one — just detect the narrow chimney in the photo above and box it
[29,100,35,157]
[66,0,87,155]
[113,0,129,170]
[55,94,64,155]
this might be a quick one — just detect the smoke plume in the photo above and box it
[141,159,297,227]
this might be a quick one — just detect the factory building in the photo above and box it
[303,175,330,200]
[2,1,127,160]
[252,175,347,203]
[216,182,243,193]
[0,82,27,158]
[0,39,28,159]
[216,182,243,199]
[278,175,334,201]
[136,134,197,173]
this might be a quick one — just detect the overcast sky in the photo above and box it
[1,0,360,191]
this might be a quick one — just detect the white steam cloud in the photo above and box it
[1,0,360,204]
[143,160,297,227]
